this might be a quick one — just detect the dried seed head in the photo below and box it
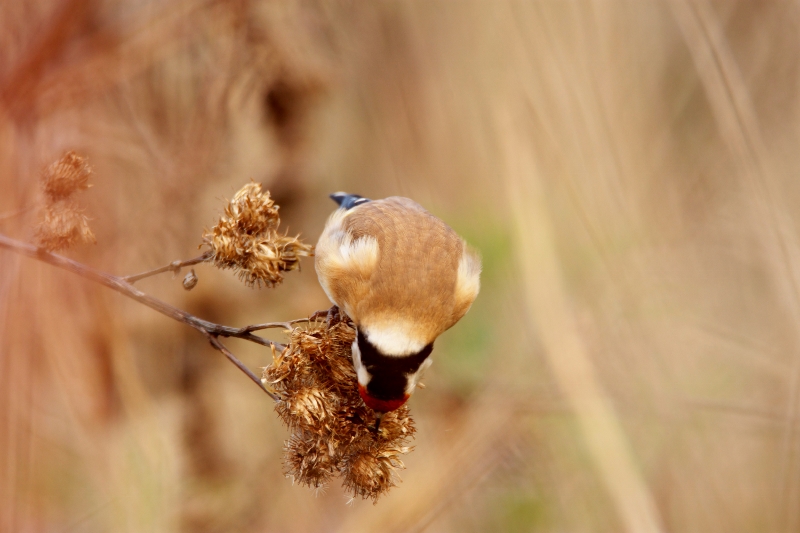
[285,432,336,489]
[341,446,408,501]
[264,317,416,502]
[41,151,92,200]
[202,182,313,288]
[278,385,335,428]
[34,152,96,252]
[35,200,96,252]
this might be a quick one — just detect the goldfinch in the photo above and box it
[315,193,481,419]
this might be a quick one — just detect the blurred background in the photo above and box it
[1,1,799,531]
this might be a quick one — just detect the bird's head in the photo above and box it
[351,328,433,414]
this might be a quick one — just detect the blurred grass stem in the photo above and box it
[670,2,800,530]
[499,110,664,533]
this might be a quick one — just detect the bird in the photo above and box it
[315,192,481,426]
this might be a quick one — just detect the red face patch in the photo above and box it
[358,384,409,412]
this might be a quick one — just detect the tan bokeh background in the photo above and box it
[2,1,799,532]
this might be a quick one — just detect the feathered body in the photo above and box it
[315,194,481,412]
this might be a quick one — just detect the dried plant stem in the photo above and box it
[0,232,280,397]
[203,331,277,401]
[123,250,213,283]
[238,319,312,333]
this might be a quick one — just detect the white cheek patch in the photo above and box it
[339,235,379,275]
[351,337,371,387]
[405,358,433,395]
[455,246,481,304]
[315,211,349,304]
[316,209,379,314]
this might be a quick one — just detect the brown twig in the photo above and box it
[0,232,284,397]
[203,331,277,400]
[237,318,312,334]
[123,250,213,283]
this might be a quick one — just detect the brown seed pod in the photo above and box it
[34,152,96,252]
[202,182,313,288]
[41,151,92,201]
[35,200,96,252]
[264,318,416,502]
[182,269,198,290]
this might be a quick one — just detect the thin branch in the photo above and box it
[123,250,213,283]
[237,318,311,334]
[0,232,285,397]
[203,331,277,401]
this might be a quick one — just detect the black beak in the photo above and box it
[374,412,385,433]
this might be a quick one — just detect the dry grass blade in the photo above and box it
[499,108,664,533]
[669,3,800,530]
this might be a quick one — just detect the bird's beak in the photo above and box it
[374,412,385,433]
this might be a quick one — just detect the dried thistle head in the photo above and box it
[41,151,92,200]
[341,446,409,501]
[264,318,416,502]
[202,182,313,288]
[35,200,96,251]
[34,152,96,252]
[285,432,336,489]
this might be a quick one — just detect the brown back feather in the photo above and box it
[340,197,464,344]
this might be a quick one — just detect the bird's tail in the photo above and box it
[329,192,371,210]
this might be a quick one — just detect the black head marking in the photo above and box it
[329,192,371,210]
[357,329,433,401]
